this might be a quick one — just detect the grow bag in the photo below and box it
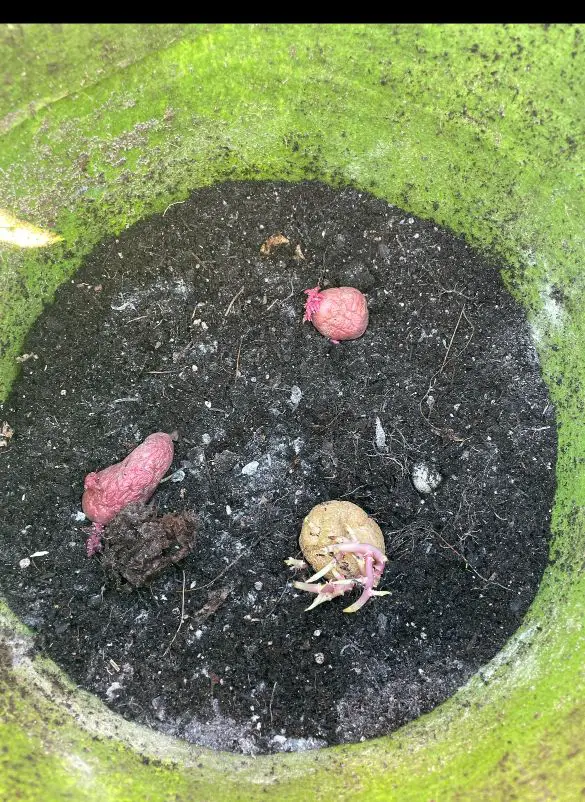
[1,23,584,801]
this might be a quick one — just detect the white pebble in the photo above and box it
[19,558,31,569]
[242,461,259,476]
[289,385,303,408]
[412,462,442,494]
[106,682,122,700]
[375,416,386,449]
[292,437,303,454]
[314,652,325,665]
[254,581,263,591]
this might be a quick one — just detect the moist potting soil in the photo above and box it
[0,181,556,753]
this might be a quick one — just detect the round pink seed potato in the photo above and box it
[304,286,369,342]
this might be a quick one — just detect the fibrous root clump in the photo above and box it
[100,503,197,587]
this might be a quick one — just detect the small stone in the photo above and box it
[289,385,303,408]
[254,581,263,591]
[87,594,102,609]
[314,652,325,665]
[412,462,442,494]
[19,557,31,569]
[292,437,303,454]
[375,417,386,449]
[106,682,123,701]
[242,461,259,476]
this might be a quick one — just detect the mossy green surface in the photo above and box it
[1,23,584,801]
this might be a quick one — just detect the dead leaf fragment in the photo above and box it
[194,587,231,622]
[430,425,468,443]
[260,233,289,256]
[294,243,305,261]
[0,422,13,448]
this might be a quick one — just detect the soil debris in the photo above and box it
[101,503,197,587]
[0,421,13,447]
[260,232,290,256]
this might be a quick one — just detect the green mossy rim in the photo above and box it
[1,23,584,801]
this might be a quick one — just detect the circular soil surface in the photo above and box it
[0,181,556,754]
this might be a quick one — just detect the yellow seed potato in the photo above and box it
[299,500,385,583]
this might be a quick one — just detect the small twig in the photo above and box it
[224,286,244,317]
[267,278,295,311]
[163,200,186,217]
[419,304,474,427]
[339,484,367,499]
[185,538,261,593]
[264,583,290,618]
[147,370,181,375]
[435,533,512,592]
[163,571,186,656]
[432,305,466,387]
[269,682,277,724]
[234,336,243,384]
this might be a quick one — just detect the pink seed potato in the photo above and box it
[82,432,174,525]
[304,286,369,342]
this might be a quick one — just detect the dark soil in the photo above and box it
[0,181,556,754]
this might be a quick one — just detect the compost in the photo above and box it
[0,181,556,753]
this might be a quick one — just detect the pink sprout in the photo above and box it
[303,285,323,322]
[292,541,389,614]
[85,523,104,557]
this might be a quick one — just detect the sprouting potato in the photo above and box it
[300,500,385,578]
[303,285,369,343]
[288,500,390,614]
[82,432,174,526]
[82,432,175,556]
